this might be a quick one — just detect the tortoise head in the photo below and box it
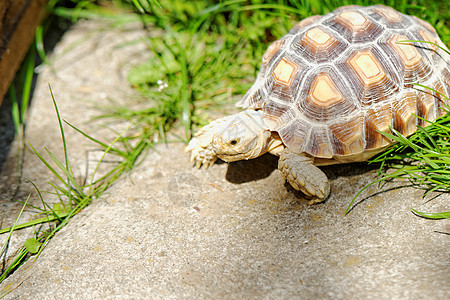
[211,110,271,162]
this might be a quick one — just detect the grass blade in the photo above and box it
[45,147,83,195]
[64,120,126,157]
[396,39,450,56]
[20,47,35,120]
[0,194,31,253]
[28,141,69,188]
[411,208,450,219]
[49,85,70,171]
[0,212,69,234]
[9,85,21,132]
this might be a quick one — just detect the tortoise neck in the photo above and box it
[267,132,285,156]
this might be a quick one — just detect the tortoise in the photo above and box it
[186,5,450,204]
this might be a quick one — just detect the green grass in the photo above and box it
[347,100,450,219]
[1,0,449,287]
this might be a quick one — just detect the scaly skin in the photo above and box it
[185,110,271,167]
[186,110,331,204]
[278,148,330,204]
[185,117,226,168]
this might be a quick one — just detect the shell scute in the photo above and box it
[272,57,298,85]
[411,16,437,35]
[370,5,411,29]
[267,56,309,104]
[392,91,417,136]
[338,47,400,106]
[298,69,359,123]
[441,68,450,98]
[290,26,348,63]
[417,29,438,52]
[329,115,364,156]
[416,90,437,126]
[378,33,433,87]
[434,81,448,117]
[310,73,343,107]
[304,126,333,158]
[288,15,322,35]
[324,10,384,43]
[277,118,311,152]
[364,104,392,149]
[262,39,285,66]
[263,101,297,131]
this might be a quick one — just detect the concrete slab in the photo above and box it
[1,19,449,299]
[0,19,147,277]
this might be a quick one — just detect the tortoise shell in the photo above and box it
[237,5,450,161]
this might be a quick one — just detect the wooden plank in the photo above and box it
[0,0,47,106]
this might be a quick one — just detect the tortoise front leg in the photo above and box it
[185,119,222,168]
[278,148,331,204]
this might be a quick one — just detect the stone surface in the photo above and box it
[0,19,147,279]
[1,19,449,299]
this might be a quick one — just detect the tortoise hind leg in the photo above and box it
[278,148,330,204]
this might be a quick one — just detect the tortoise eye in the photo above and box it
[230,140,238,145]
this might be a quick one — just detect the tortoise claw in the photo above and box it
[186,137,217,168]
